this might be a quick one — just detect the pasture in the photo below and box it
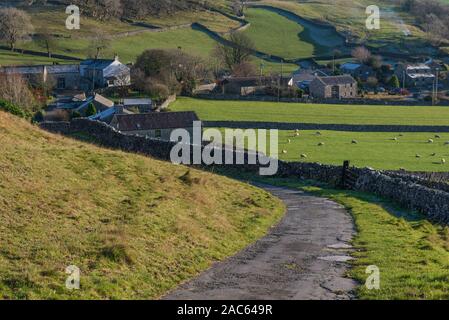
[242,8,318,59]
[275,130,449,171]
[209,129,449,171]
[171,97,449,126]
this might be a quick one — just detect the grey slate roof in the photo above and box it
[113,111,199,131]
[0,64,79,74]
[316,75,356,86]
[80,59,115,70]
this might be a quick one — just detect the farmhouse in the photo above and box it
[0,64,81,90]
[288,69,330,90]
[0,56,131,92]
[309,75,357,99]
[110,111,200,141]
[80,56,131,90]
[395,64,435,88]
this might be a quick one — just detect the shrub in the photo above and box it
[32,110,45,123]
[85,103,97,117]
[71,111,82,119]
[389,75,400,89]
[0,99,27,118]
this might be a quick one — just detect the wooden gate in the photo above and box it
[341,160,358,189]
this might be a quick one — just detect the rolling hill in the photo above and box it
[0,111,284,299]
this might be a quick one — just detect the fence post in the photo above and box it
[341,160,350,188]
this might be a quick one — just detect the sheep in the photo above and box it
[435,134,441,139]
[287,139,291,144]
[282,150,288,154]
[442,158,446,165]
[416,154,421,158]
[428,139,434,143]
[445,141,449,145]
[318,142,325,146]
[431,153,437,157]
[300,154,307,159]
[391,137,398,141]
[351,139,358,144]
[295,132,300,137]
[316,131,322,136]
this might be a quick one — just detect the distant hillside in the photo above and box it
[0,111,284,299]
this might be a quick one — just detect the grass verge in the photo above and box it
[219,170,449,300]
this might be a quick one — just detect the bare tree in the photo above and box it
[214,32,255,71]
[35,27,58,58]
[88,30,111,59]
[0,73,36,111]
[231,61,257,77]
[351,46,371,64]
[0,8,34,51]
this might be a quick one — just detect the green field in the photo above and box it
[242,8,317,59]
[171,97,449,126]
[209,129,449,171]
[276,130,449,171]
[258,0,426,44]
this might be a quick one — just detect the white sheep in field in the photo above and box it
[295,132,300,137]
[391,137,398,141]
[316,131,322,136]
[282,150,288,154]
[287,139,291,144]
[431,153,437,157]
[300,154,307,159]
[416,154,421,158]
[435,134,441,139]
[428,139,434,143]
[442,158,446,165]
[445,141,449,145]
[351,139,358,144]
[318,142,325,146]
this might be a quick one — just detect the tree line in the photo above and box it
[28,0,214,20]
[395,0,449,45]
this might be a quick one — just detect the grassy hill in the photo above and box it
[0,111,284,299]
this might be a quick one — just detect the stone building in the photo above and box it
[395,64,435,88]
[0,64,81,90]
[110,111,200,141]
[309,75,357,99]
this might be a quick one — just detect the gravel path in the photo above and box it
[164,185,357,300]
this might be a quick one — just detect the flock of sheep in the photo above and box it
[280,130,447,165]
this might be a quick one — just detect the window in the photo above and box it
[57,77,66,89]
[155,129,162,139]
